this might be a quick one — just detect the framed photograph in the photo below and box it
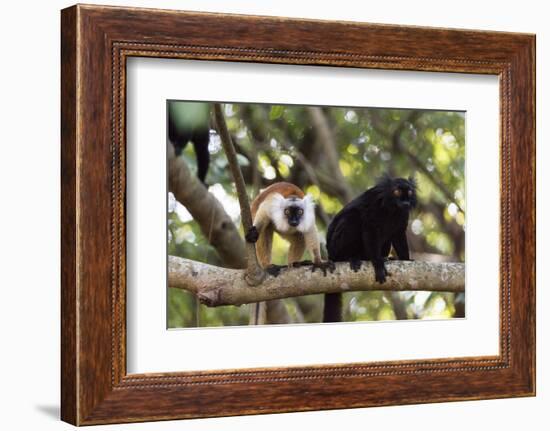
[61,4,535,425]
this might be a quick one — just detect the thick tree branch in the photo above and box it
[168,143,246,269]
[169,256,465,307]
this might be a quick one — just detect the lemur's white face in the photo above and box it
[270,194,315,233]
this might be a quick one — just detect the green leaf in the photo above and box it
[269,105,285,120]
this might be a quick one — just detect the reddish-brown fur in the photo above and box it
[251,182,304,218]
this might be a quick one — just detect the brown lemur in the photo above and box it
[245,182,333,323]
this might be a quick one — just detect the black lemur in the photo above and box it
[323,176,417,322]
[168,101,211,184]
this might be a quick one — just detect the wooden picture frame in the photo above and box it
[61,4,535,425]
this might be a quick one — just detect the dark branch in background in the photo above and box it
[387,292,410,320]
[273,112,333,225]
[370,111,464,214]
[420,201,465,257]
[306,107,354,203]
[454,296,465,318]
[404,142,465,214]
[285,149,331,225]
[289,127,323,186]
[213,103,265,285]
[168,143,246,269]
[169,256,465,307]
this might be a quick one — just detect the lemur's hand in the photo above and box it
[245,226,259,243]
[290,260,312,268]
[266,264,285,277]
[349,259,362,272]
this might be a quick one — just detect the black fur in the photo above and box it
[245,226,259,243]
[290,260,336,275]
[266,264,285,277]
[284,204,304,227]
[323,176,417,322]
[168,115,210,184]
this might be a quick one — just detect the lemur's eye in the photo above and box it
[284,208,290,215]
[297,209,303,215]
[408,189,413,197]
[393,189,401,197]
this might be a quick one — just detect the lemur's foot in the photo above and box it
[374,264,389,284]
[290,260,313,268]
[245,226,259,243]
[311,261,336,276]
[266,264,285,277]
[349,259,362,272]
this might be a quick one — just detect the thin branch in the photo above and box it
[168,143,246,269]
[169,256,465,307]
[213,103,265,285]
[249,140,262,196]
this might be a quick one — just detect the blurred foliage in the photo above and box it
[168,102,465,328]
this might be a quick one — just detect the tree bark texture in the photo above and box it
[169,255,465,307]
